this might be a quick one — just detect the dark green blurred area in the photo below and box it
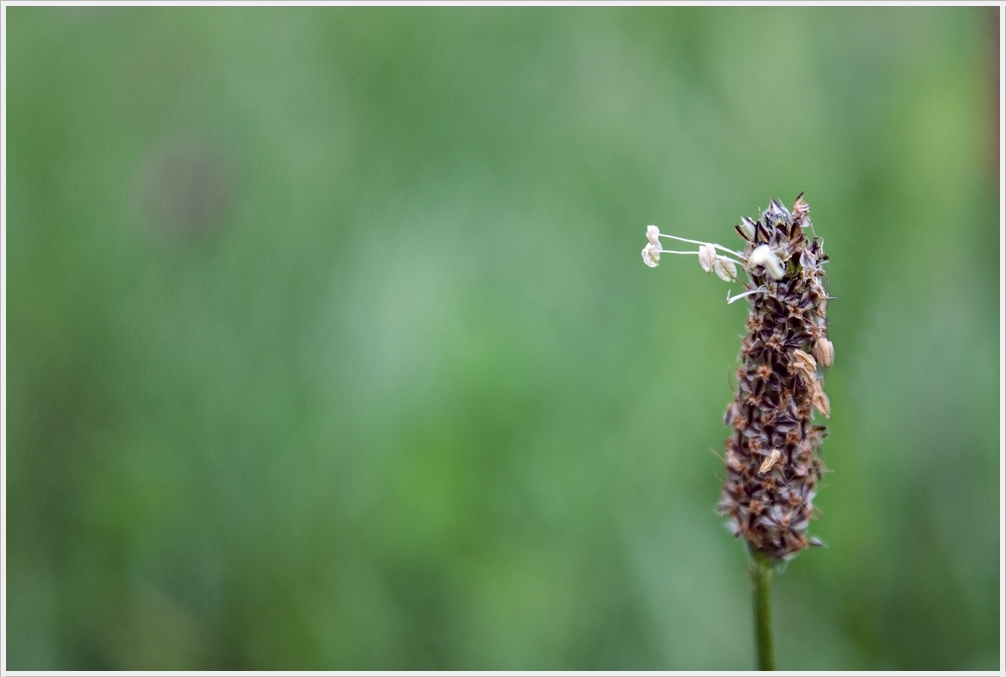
[4,6,1000,671]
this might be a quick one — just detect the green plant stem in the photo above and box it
[751,554,775,671]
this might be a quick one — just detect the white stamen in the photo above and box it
[727,287,767,304]
[659,233,745,259]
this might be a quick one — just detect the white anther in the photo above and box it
[747,244,785,280]
[815,337,834,368]
[641,242,660,268]
[698,243,717,273]
[713,256,737,282]
[646,225,661,247]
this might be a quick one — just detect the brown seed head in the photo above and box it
[717,195,831,561]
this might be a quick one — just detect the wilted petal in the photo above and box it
[765,198,790,224]
[792,192,810,223]
[789,349,818,383]
[812,382,831,418]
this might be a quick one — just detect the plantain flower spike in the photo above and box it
[718,194,832,561]
[640,194,834,561]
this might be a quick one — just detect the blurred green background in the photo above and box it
[4,6,1000,671]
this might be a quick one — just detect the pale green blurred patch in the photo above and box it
[5,6,999,671]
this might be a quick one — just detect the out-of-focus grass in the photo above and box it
[5,7,999,671]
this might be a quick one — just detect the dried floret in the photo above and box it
[815,337,835,368]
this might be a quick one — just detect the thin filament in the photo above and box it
[659,234,746,259]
